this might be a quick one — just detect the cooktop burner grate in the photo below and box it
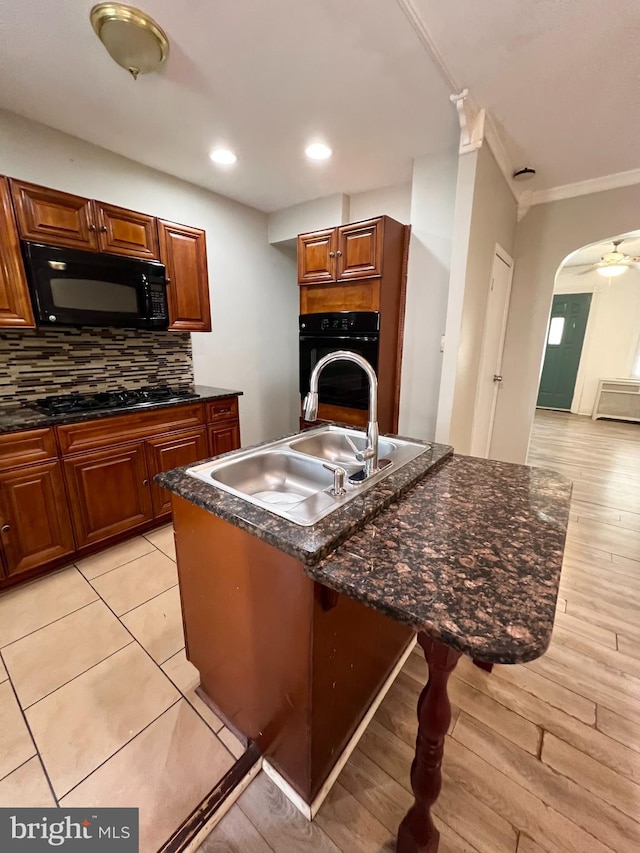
[33,385,199,415]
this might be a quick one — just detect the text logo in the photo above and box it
[0,809,138,851]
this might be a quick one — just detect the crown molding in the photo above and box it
[395,0,458,91]
[397,0,518,202]
[530,167,640,207]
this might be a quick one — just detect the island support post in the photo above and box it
[397,632,462,853]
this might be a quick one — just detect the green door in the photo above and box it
[537,293,592,410]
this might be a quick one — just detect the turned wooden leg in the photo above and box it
[473,658,493,673]
[397,634,461,853]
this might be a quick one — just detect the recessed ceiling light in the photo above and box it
[210,149,237,165]
[305,143,332,161]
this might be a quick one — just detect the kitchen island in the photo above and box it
[158,434,571,853]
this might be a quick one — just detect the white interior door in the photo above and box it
[470,246,514,458]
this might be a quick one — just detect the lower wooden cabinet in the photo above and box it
[64,443,153,548]
[146,427,208,517]
[0,461,75,577]
[0,398,241,586]
[208,421,241,456]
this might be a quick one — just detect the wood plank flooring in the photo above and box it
[199,411,640,853]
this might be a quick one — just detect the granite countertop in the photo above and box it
[0,385,243,435]
[158,429,571,665]
[310,454,571,664]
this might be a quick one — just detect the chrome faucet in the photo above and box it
[303,351,380,479]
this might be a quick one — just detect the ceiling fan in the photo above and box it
[575,239,640,278]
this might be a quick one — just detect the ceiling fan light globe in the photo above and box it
[596,264,627,278]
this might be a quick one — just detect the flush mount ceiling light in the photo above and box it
[305,143,332,161]
[512,166,536,182]
[210,149,237,165]
[90,3,169,80]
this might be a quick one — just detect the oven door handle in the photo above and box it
[299,335,379,343]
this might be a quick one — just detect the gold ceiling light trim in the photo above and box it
[90,3,169,80]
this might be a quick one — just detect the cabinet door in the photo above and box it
[0,461,75,577]
[95,202,160,259]
[64,443,152,548]
[208,422,241,457]
[146,427,208,517]
[298,229,337,284]
[337,219,383,281]
[9,179,98,251]
[0,177,35,328]
[158,220,211,332]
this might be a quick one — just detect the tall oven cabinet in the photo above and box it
[297,215,409,433]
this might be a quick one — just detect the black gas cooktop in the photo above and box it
[33,385,199,416]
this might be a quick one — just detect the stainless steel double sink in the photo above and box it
[186,424,429,526]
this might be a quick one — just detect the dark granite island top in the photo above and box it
[0,385,242,435]
[309,454,572,665]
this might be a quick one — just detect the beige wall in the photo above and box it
[491,183,640,462]
[444,144,518,453]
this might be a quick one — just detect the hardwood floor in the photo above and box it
[199,411,640,853]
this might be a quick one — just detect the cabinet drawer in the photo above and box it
[58,403,205,455]
[205,397,239,424]
[0,428,58,469]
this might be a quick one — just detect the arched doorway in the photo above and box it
[536,232,640,416]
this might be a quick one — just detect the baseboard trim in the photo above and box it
[264,634,417,821]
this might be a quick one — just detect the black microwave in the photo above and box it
[22,242,169,330]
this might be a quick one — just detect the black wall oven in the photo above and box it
[299,312,380,410]
[22,242,169,330]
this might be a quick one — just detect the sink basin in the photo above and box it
[211,450,333,502]
[290,430,396,468]
[186,425,430,526]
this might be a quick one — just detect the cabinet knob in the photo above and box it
[88,224,96,232]
[336,250,343,257]
[100,225,107,233]
[142,479,149,486]
[165,277,171,284]
[1,524,10,534]
[329,252,335,258]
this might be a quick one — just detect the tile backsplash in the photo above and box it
[0,327,194,404]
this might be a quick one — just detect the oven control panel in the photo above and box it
[299,311,380,334]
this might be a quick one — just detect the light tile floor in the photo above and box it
[0,526,245,853]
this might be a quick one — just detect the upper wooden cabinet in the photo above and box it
[10,179,160,260]
[298,218,385,285]
[298,229,337,284]
[94,202,159,259]
[158,220,211,332]
[10,179,98,251]
[337,219,383,280]
[0,177,35,328]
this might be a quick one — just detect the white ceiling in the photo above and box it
[1,1,638,212]
[0,0,457,211]
[413,0,640,193]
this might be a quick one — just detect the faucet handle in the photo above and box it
[355,446,375,463]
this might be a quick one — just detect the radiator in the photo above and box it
[592,379,640,422]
